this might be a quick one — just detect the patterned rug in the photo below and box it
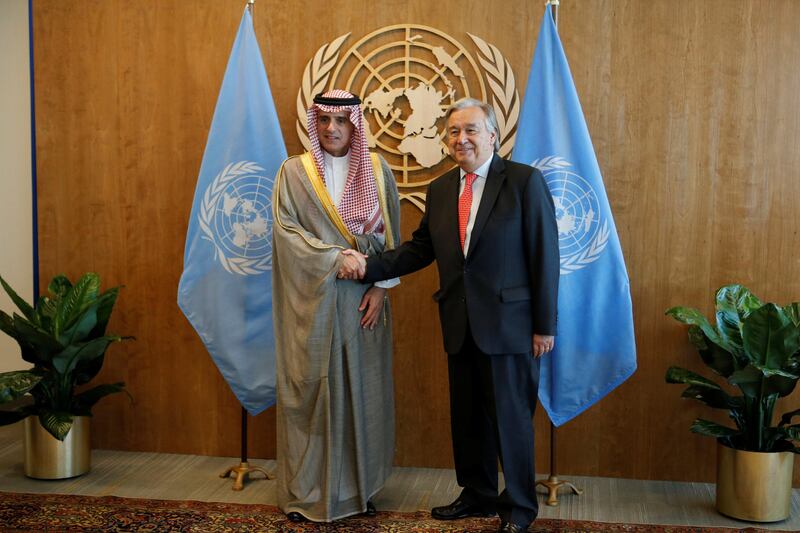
[0,492,790,532]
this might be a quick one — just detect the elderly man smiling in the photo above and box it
[349,98,560,533]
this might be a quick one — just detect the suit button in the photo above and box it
[460,297,465,302]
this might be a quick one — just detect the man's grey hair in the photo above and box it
[444,98,501,151]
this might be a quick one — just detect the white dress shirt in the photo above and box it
[458,154,494,256]
[323,151,399,289]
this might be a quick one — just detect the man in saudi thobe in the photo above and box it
[271,89,400,522]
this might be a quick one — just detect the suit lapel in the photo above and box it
[467,154,505,260]
[441,167,462,255]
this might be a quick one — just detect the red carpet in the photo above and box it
[0,492,791,532]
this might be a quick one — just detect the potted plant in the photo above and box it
[0,272,130,479]
[665,284,800,522]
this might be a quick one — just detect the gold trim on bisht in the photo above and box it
[299,152,358,249]
[273,156,343,252]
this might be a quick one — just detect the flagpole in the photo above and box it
[219,408,271,490]
[217,0,273,491]
[534,0,583,507]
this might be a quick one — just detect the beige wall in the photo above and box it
[0,0,34,373]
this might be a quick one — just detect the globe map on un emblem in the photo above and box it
[213,174,273,264]
[324,25,488,188]
[544,170,602,258]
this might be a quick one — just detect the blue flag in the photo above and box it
[177,8,286,415]
[512,4,636,426]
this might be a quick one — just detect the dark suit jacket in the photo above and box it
[365,154,559,355]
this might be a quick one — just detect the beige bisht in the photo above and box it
[272,151,400,522]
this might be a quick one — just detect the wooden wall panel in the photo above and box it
[32,0,800,485]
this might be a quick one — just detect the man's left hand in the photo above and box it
[532,334,554,358]
[359,286,386,330]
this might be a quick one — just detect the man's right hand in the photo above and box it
[338,249,367,280]
[532,334,554,358]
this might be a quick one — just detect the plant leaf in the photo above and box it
[38,411,73,441]
[89,287,119,338]
[782,424,800,441]
[0,371,42,403]
[74,355,105,386]
[61,305,98,346]
[762,427,798,452]
[12,314,63,363]
[0,310,18,342]
[47,275,72,298]
[779,408,800,427]
[0,274,35,322]
[784,303,800,327]
[73,382,126,413]
[728,366,763,398]
[665,366,722,390]
[750,363,799,379]
[35,296,57,331]
[688,325,739,377]
[54,273,100,340]
[680,384,741,410]
[71,335,130,386]
[760,371,800,398]
[690,419,739,438]
[715,285,761,358]
[52,336,120,375]
[666,306,727,350]
[742,304,799,370]
[0,410,28,426]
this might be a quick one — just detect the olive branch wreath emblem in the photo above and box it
[198,161,272,276]
[532,156,609,275]
[295,28,519,211]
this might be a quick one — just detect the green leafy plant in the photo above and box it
[0,273,130,440]
[665,285,800,453]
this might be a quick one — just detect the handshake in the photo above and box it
[337,249,369,280]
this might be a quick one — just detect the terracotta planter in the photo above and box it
[23,416,91,479]
[716,441,794,522]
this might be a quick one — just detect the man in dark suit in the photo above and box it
[343,98,559,533]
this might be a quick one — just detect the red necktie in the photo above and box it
[458,173,477,251]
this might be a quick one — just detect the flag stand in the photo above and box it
[535,421,582,506]
[219,407,271,490]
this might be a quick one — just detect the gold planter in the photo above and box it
[24,416,91,479]
[716,441,794,522]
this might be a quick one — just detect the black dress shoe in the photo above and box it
[431,498,496,520]
[499,520,528,533]
[286,511,306,522]
[364,499,377,517]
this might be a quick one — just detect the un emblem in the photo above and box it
[198,161,273,275]
[532,156,609,275]
[297,24,519,210]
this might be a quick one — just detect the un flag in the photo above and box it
[178,8,286,415]
[512,4,637,426]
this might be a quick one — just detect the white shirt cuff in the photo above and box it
[374,278,400,289]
